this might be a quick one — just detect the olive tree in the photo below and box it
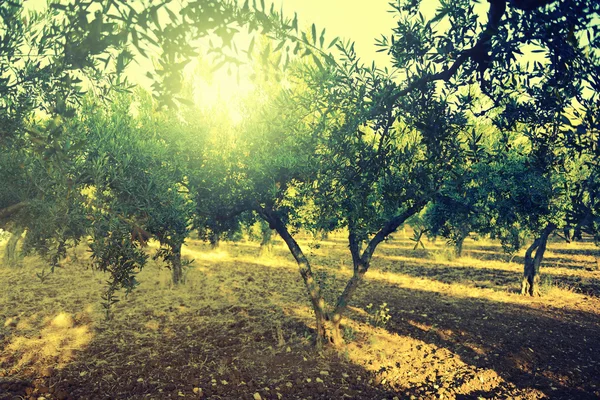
[77,93,195,288]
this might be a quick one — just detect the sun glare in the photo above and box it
[192,67,255,125]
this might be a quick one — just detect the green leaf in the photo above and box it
[327,37,339,49]
[319,28,325,48]
[312,53,324,71]
[248,36,255,57]
[560,115,572,126]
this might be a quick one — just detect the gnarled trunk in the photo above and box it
[256,206,333,348]
[209,232,220,249]
[171,242,183,285]
[256,200,426,349]
[521,223,555,296]
[329,270,365,345]
[3,226,24,266]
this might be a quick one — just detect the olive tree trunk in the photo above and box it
[171,242,183,285]
[521,223,555,296]
[256,206,332,348]
[257,200,426,348]
[3,226,24,266]
[209,232,220,249]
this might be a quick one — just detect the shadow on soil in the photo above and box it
[359,279,600,400]
[3,238,600,399]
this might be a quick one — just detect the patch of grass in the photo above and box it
[428,248,456,263]
[342,325,357,342]
[540,275,578,297]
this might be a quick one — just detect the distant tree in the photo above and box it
[384,0,600,296]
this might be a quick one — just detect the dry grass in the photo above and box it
[1,234,599,399]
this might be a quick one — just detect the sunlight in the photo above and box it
[192,68,255,125]
[1,312,93,374]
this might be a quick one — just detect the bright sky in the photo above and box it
[23,0,487,119]
[276,0,398,68]
[187,1,406,122]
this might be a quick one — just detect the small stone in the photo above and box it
[253,393,262,400]
[165,383,176,391]
[319,371,329,376]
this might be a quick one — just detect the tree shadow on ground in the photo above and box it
[379,258,600,297]
[3,240,600,399]
[194,246,600,399]
[355,275,600,400]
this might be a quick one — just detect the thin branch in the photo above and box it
[389,0,509,105]
[0,201,28,222]
[361,199,429,266]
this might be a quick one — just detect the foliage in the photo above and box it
[1,0,600,345]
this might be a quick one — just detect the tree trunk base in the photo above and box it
[314,318,344,349]
[521,274,541,296]
[3,227,24,267]
[171,248,183,285]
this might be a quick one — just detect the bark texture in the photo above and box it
[171,242,183,285]
[521,223,556,296]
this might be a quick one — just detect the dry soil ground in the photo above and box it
[1,233,600,399]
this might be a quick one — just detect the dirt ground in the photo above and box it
[1,233,599,399]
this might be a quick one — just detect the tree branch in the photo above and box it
[389,0,510,104]
[0,201,28,223]
[360,199,429,266]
